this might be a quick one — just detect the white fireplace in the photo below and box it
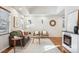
[63,35,71,48]
[62,32,79,53]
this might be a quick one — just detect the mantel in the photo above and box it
[62,31,79,35]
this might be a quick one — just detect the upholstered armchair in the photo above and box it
[9,30,30,47]
[41,31,49,38]
[33,31,40,36]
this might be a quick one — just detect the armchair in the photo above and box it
[33,31,40,36]
[9,30,30,47]
[41,31,49,38]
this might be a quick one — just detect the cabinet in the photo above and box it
[62,32,79,53]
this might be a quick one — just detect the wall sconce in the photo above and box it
[28,20,31,24]
[42,19,43,24]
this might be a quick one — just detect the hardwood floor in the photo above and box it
[50,37,71,53]
[1,47,13,53]
[2,37,70,53]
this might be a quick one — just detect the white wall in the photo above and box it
[27,16,63,37]
[0,34,9,52]
[0,7,29,52]
[57,6,79,33]
[64,7,79,33]
[66,11,78,32]
[46,16,63,37]
[0,7,12,52]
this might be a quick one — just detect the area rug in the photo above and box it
[9,38,61,53]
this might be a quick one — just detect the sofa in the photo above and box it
[9,30,30,47]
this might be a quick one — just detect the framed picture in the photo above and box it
[13,16,18,28]
[13,16,15,27]
[0,7,10,35]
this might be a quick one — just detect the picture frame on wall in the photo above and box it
[63,20,65,28]
[13,16,16,27]
[13,16,19,28]
[0,7,10,35]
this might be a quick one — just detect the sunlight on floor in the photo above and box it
[9,38,61,53]
[44,45,60,51]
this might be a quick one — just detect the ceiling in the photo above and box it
[11,6,58,16]
[29,6,58,14]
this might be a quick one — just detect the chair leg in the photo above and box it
[13,40,16,53]
[39,38,40,44]
[20,39,23,48]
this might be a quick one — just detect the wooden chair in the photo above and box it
[33,31,40,36]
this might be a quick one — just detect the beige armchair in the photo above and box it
[33,31,40,36]
[41,31,49,38]
[33,31,40,44]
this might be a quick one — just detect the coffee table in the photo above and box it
[30,36,40,44]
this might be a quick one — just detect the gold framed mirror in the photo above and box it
[49,20,56,26]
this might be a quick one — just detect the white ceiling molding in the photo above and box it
[10,6,58,16]
[29,6,58,15]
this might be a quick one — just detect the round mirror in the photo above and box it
[49,20,56,26]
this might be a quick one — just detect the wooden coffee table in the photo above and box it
[31,36,40,44]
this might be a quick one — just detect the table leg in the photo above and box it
[32,38,34,43]
[39,38,40,44]
[13,40,16,53]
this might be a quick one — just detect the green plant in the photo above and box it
[10,31,21,37]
